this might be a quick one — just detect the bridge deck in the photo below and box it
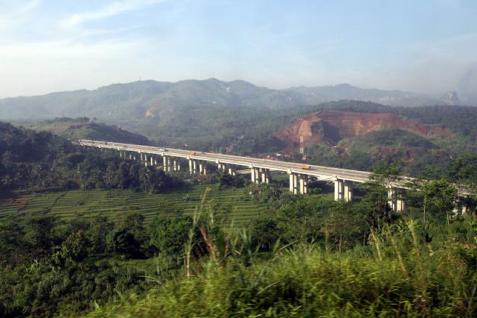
[78,139,420,189]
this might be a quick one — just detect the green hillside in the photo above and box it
[0,185,269,227]
[21,117,150,144]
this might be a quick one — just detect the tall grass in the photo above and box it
[86,218,477,318]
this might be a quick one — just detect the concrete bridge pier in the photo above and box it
[288,172,299,194]
[167,157,173,172]
[198,162,207,175]
[344,182,352,202]
[334,179,344,201]
[387,188,405,212]
[254,168,260,183]
[250,167,259,184]
[227,166,236,176]
[453,198,471,215]
[260,169,270,184]
[299,175,308,194]
[217,162,225,173]
[144,154,149,167]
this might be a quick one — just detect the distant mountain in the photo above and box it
[287,83,443,107]
[439,91,461,105]
[0,79,469,123]
[0,79,299,122]
[1,79,475,151]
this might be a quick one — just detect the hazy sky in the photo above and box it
[1,0,476,98]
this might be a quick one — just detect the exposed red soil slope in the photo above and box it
[275,110,450,148]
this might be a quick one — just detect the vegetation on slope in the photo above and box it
[21,117,150,144]
[0,122,178,192]
[0,185,269,227]
[1,114,477,317]
[87,223,477,318]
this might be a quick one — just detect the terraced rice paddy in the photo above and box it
[0,185,269,227]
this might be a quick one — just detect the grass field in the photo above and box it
[0,184,270,227]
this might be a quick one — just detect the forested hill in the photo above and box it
[0,79,475,152]
[0,79,464,122]
[0,122,177,192]
[21,117,151,145]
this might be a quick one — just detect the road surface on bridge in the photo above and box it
[78,139,419,189]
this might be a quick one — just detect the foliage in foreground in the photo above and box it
[87,220,477,318]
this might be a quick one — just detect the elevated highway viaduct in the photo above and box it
[78,139,473,214]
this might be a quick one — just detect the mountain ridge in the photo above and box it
[0,78,473,123]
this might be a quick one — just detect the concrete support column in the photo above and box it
[387,188,405,212]
[188,159,193,175]
[163,156,168,171]
[144,154,149,167]
[173,160,177,172]
[294,175,308,194]
[261,170,270,184]
[387,188,396,211]
[396,198,405,213]
[198,162,207,175]
[289,172,299,194]
[298,176,308,194]
[344,182,353,202]
[289,173,295,193]
[150,156,154,166]
[193,160,197,174]
[334,179,344,201]
[167,158,172,172]
[452,198,469,215]
[251,167,257,183]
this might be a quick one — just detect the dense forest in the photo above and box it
[0,122,180,193]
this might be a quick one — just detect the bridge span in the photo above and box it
[78,139,472,214]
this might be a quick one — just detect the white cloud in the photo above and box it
[0,0,41,33]
[60,0,167,29]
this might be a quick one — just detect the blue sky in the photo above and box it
[0,0,476,98]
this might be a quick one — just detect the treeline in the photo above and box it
[0,213,159,317]
[0,122,181,192]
